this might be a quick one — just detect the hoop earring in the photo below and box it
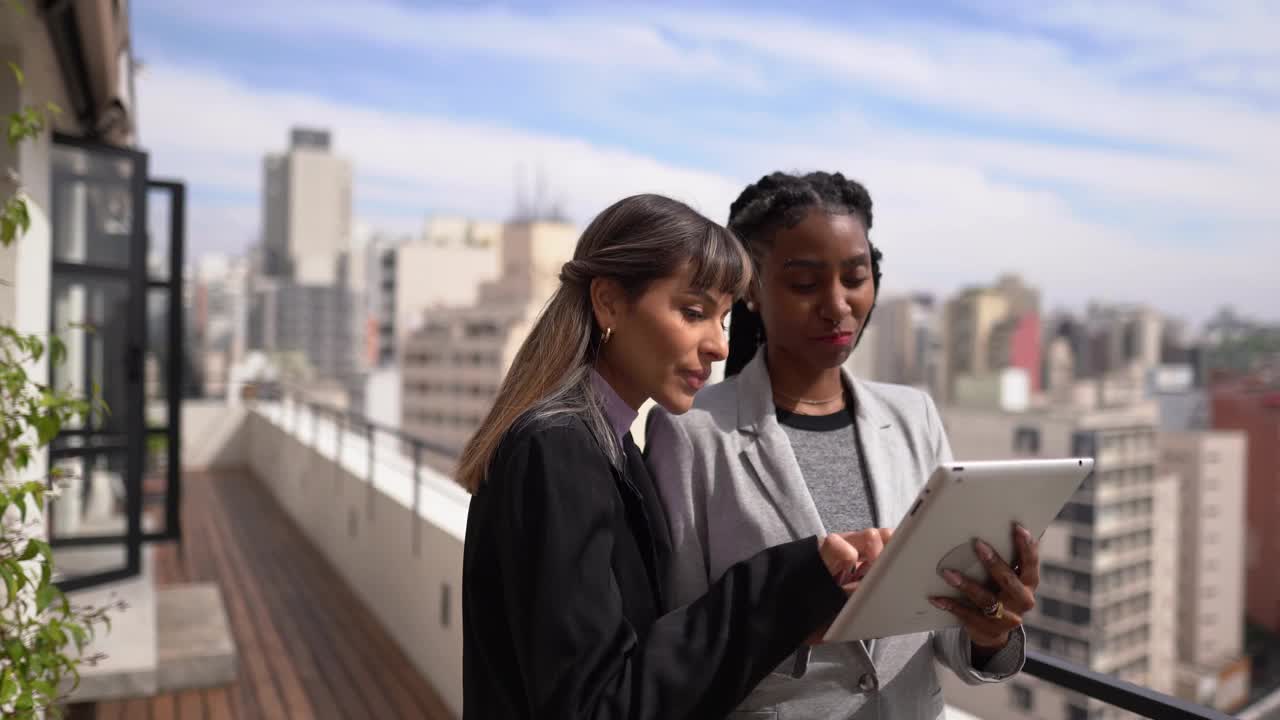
[602,327,613,344]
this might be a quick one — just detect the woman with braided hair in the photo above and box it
[646,172,1037,718]
[461,193,894,719]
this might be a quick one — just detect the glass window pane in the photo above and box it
[48,451,129,538]
[146,186,172,281]
[51,145,137,268]
[51,276,132,432]
[146,287,169,427]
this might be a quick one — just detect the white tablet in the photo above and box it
[822,458,1094,643]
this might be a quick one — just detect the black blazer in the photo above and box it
[462,413,845,719]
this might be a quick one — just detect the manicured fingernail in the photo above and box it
[942,569,963,587]
[929,597,948,610]
[974,539,994,560]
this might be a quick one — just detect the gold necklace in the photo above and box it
[773,387,845,407]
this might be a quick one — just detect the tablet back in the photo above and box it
[823,458,1094,643]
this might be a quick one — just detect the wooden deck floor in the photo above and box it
[85,469,455,719]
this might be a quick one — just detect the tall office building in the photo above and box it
[871,293,941,392]
[1159,431,1251,712]
[191,254,248,397]
[1086,303,1164,380]
[250,128,358,383]
[247,278,355,380]
[361,232,405,369]
[400,219,577,475]
[261,128,353,285]
[938,402,1179,720]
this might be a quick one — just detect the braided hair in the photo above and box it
[725,171,883,377]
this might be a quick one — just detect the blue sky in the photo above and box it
[131,0,1280,325]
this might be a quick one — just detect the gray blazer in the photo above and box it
[646,351,1025,719]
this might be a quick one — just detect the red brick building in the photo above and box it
[1213,379,1280,634]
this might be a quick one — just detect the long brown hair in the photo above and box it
[458,194,751,493]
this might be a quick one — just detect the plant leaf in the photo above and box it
[0,667,17,705]
[0,564,16,605]
[6,61,21,87]
[36,583,57,613]
[49,336,66,366]
[33,413,60,445]
[19,539,40,561]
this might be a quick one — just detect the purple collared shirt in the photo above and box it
[591,369,638,443]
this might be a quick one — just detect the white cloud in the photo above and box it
[736,139,1278,322]
[135,0,768,92]
[131,1,1280,324]
[985,0,1280,72]
[655,8,1280,169]
[136,61,1278,325]
[136,1,1280,224]
[136,62,742,247]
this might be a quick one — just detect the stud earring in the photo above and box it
[746,301,757,312]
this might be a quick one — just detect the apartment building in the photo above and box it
[400,219,577,475]
[938,402,1179,720]
[261,128,353,284]
[1212,378,1280,637]
[866,292,941,392]
[1159,431,1251,712]
[942,274,1041,403]
[393,217,502,341]
[244,278,355,379]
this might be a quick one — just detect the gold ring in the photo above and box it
[982,600,1004,620]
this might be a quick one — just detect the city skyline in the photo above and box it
[134,0,1279,327]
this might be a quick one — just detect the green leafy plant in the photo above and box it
[2,35,117,719]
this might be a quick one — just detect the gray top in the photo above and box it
[777,404,1024,683]
[776,407,878,534]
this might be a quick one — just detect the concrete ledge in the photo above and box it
[157,583,237,692]
[64,575,237,702]
[65,553,157,702]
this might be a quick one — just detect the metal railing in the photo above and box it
[259,384,465,556]
[1024,652,1235,719]
[258,385,1239,720]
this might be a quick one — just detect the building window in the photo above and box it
[1071,605,1092,625]
[1014,427,1041,455]
[1073,573,1092,593]
[1070,536,1093,559]
[1059,503,1094,525]
[1072,431,1097,458]
[1011,684,1033,711]
[1067,702,1089,720]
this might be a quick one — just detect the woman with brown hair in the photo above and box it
[460,193,886,719]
